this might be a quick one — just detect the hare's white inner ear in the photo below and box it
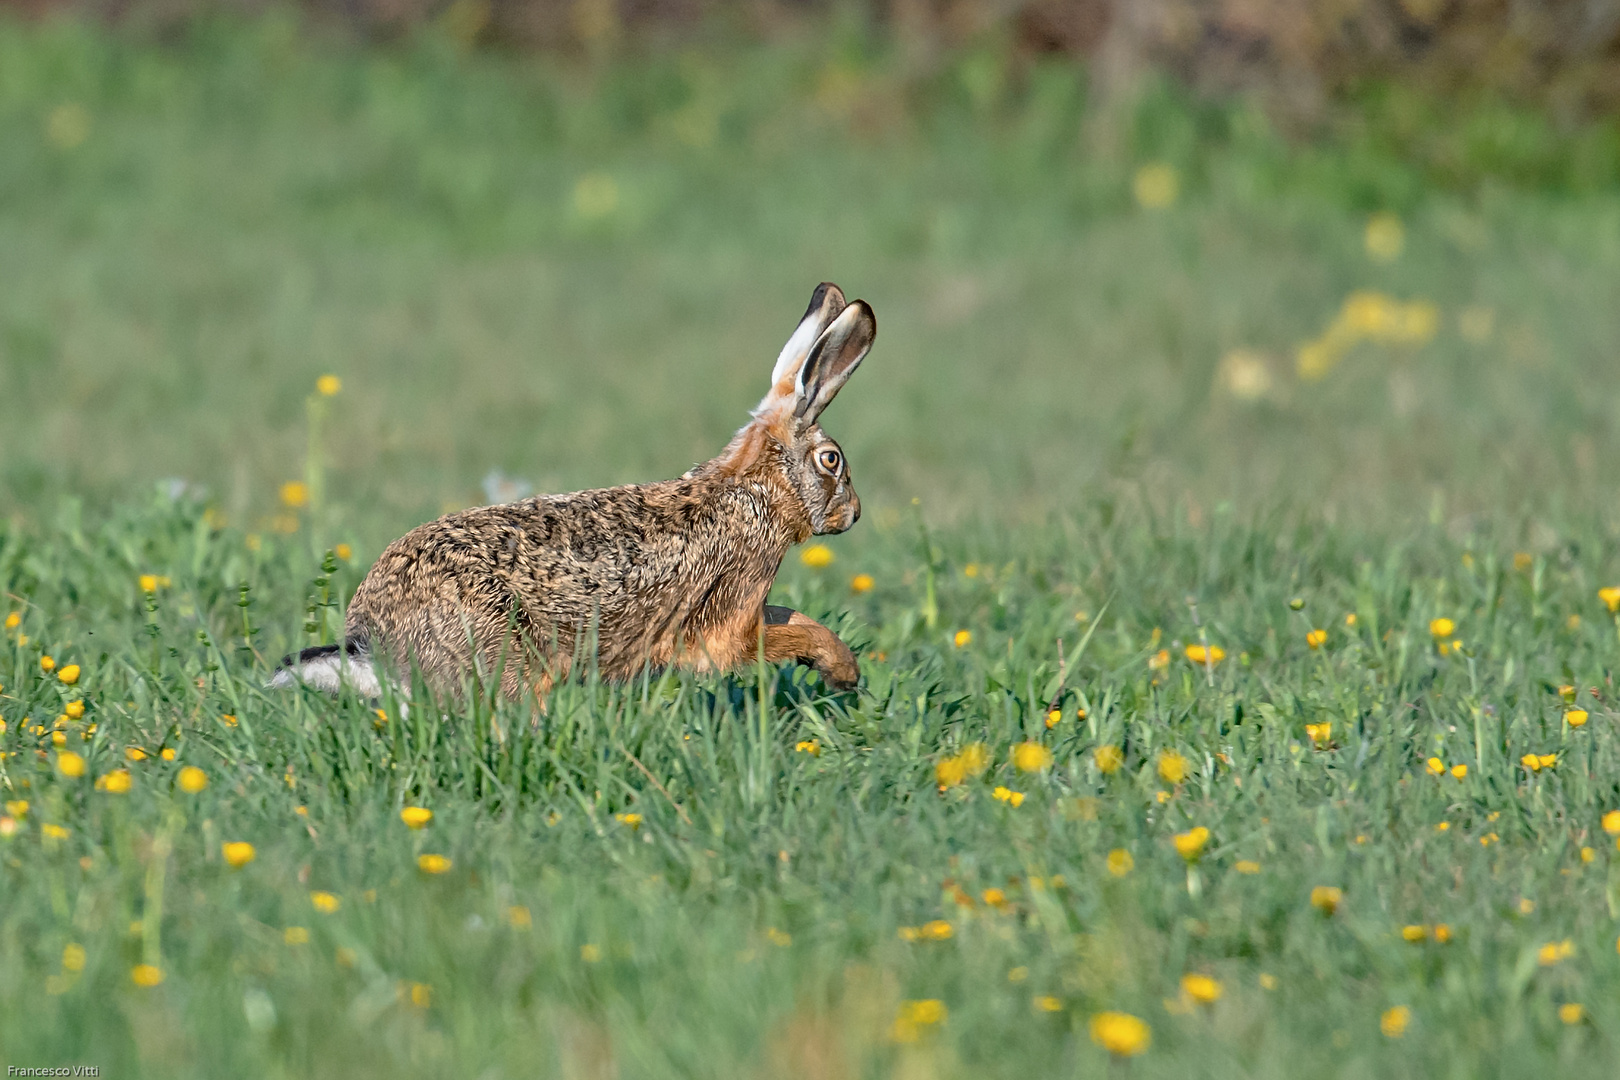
[794,300,876,424]
[767,283,847,395]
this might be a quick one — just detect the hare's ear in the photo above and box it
[794,300,875,423]
[762,283,846,408]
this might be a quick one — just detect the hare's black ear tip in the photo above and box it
[804,282,839,316]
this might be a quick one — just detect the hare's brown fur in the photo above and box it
[288,283,874,702]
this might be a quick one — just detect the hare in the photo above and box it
[272,282,874,704]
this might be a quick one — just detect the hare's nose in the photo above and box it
[847,495,861,527]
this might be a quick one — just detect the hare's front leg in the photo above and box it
[760,605,859,690]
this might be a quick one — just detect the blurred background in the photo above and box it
[1,0,1618,539]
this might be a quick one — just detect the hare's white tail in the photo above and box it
[269,639,383,698]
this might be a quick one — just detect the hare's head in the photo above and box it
[743,283,876,536]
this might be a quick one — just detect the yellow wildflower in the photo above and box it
[580,944,602,962]
[935,755,967,789]
[1538,940,1574,966]
[130,964,163,987]
[1566,710,1588,728]
[316,374,342,396]
[959,743,990,775]
[1581,847,1596,863]
[1519,898,1536,915]
[1401,925,1427,943]
[57,664,80,685]
[220,713,237,727]
[5,800,26,818]
[850,573,874,593]
[1234,860,1260,874]
[1045,709,1062,729]
[335,543,353,561]
[1106,849,1134,877]
[126,747,147,762]
[280,481,309,508]
[953,629,972,647]
[1089,1011,1151,1057]
[96,770,131,794]
[1425,757,1445,776]
[400,807,433,829]
[795,739,820,756]
[40,655,55,672]
[1305,722,1331,746]
[1380,1005,1411,1038]
[1599,587,1620,613]
[1094,745,1124,774]
[1033,995,1063,1013]
[1181,974,1222,1004]
[1012,742,1053,773]
[799,544,833,568]
[223,841,255,868]
[1259,973,1278,990]
[56,751,85,779]
[1429,617,1455,638]
[417,854,452,874]
[1364,213,1404,261]
[1311,886,1343,915]
[62,943,86,972]
[161,748,176,761]
[3,612,17,629]
[1538,754,1558,770]
[615,812,642,830]
[1184,643,1225,665]
[64,700,85,719]
[922,920,953,941]
[1345,612,1358,626]
[284,926,309,945]
[1451,764,1467,779]
[508,906,532,929]
[177,766,207,793]
[992,786,1025,807]
[1433,924,1452,943]
[981,887,1007,909]
[1560,1003,1584,1025]
[311,891,341,914]
[1306,629,1327,649]
[42,824,70,840]
[1158,749,1188,785]
[1173,827,1209,861]
[1148,648,1170,670]
[1007,966,1029,983]
[1603,810,1620,835]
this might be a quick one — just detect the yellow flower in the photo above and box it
[981,887,1007,909]
[1401,925,1427,943]
[407,982,432,1008]
[953,629,972,647]
[310,891,341,914]
[1559,1003,1584,1025]
[1581,846,1596,863]
[1045,709,1062,729]
[223,841,256,868]
[96,770,131,794]
[1425,757,1445,776]
[400,807,433,829]
[1450,764,1467,779]
[795,739,820,756]
[1094,745,1124,775]
[1519,898,1536,915]
[57,664,80,685]
[125,747,147,762]
[284,926,310,945]
[1433,924,1452,943]
[1479,832,1498,846]
[1173,827,1209,861]
[1345,612,1358,626]
[1007,966,1029,983]
[1380,1005,1411,1038]
[42,824,70,840]
[1538,753,1558,770]
[177,766,207,793]
[579,943,602,963]
[1181,974,1222,1004]
[922,920,953,941]
[799,544,834,568]
[1132,163,1178,210]
[1604,810,1620,835]
[1148,648,1170,670]
[64,700,85,720]
[1184,643,1225,665]
[1364,213,1405,261]
[3,612,18,629]
[161,748,176,761]
[130,964,164,988]
[5,800,26,818]
[508,905,532,929]
[1259,973,1278,990]
[1429,617,1455,638]
[1538,940,1574,966]
[316,374,342,396]
[1311,886,1343,915]
[1599,586,1620,613]
[992,786,1025,807]
[850,573,873,593]
[891,998,947,1043]
[959,742,990,775]
[1158,749,1188,785]
[1305,722,1331,746]
[334,543,353,561]
[1089,1011,1151,1057]
[1566,710,1588,728]
[417,853,452,874]
[1234,860,1260,874]
[40,655,55,672]
[1012,742,1053,773]
[1306,629,1327,649]
[62,943,86,972]
[280,481,310,509]
[1106,849,1134,877]
[56,751,85,779]
[1033,995,1063,1013]
[935,755,968,789]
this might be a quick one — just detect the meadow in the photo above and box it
[4,13,1620,1078]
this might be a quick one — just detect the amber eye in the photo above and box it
[816,448,842,473]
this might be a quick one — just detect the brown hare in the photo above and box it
[273,282,874,704]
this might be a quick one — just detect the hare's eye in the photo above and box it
[816,449,842,473]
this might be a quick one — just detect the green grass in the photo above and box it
[5,14,1620,1078]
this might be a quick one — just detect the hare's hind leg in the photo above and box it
[760,606,859,690]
